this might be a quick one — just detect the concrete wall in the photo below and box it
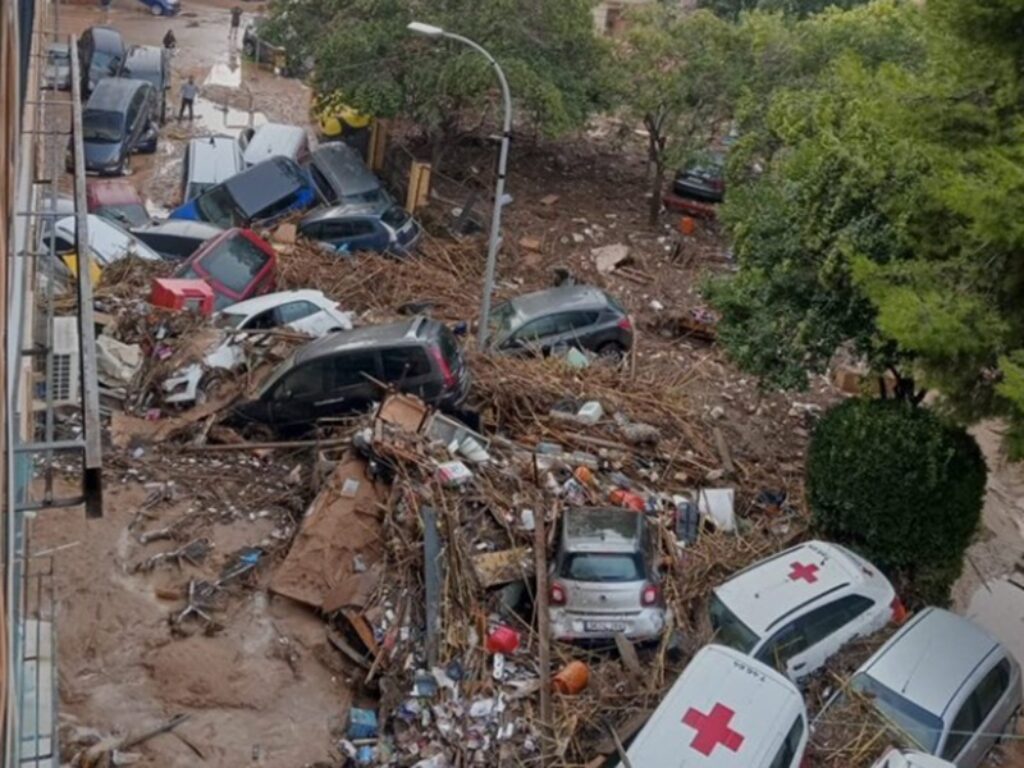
[593,0,699,35]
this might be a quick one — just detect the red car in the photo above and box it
[86,178,151,228]
[175,228,276,310]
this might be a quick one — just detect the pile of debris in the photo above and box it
[260,382,806,767]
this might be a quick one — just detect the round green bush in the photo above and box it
[806,398,986,604]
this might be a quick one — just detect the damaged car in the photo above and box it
[161,290,353,405]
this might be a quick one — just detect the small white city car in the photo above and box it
[620,644,808,767]
[871,749,956,768]
[709,540,902,683]
[823,608,1022,768]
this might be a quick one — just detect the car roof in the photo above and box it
[86,77,148,111]
[310,144,380,197]
[301,201,389,224]
[88,25,123,49]
[133,219,223,239]
[872,749,956,768]
[858,608,1002,718]
[293,316,431,365]
[189,135,243,180]
[625,645,805,767]
[87,178,143,207]
[713,541,888,637]
[510,285,610,319]
[563,507,642,553]
[243,123,307,166]
[224,157,307,214]
[220,289,329,317]
[123,45,162,69]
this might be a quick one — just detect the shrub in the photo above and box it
[806,398,986,604]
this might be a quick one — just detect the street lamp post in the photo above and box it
[407,21,511,350]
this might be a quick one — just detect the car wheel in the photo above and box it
[243,39,256,57]
[150,3,162,15]
[597,341,626,361]
[120,153,132,176]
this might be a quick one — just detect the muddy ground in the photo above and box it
[28,0,1024,765]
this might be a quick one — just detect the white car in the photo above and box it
[709,540,901,684]
[162,290,352,404]
[45,214,162,266]
[872,749,956,768]
[621,644,808,767]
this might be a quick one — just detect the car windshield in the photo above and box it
[91,50,118,74]
[215,312,246,330]
[559,552,643,583]
[98,204,149,228]
[195,235,269,293]
[82,110,122,142]
[841,673,943,753]
[708,592,760,653]
[196,186,243,228]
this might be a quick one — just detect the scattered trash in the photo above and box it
[553,660,589,695]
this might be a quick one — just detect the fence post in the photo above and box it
[406,161,431,213]
[368,119,387,171]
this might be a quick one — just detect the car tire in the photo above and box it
[243,39,256,57]
[597,341,626,361]
[120,153,132,176]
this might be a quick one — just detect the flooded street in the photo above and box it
[57,0,309,211]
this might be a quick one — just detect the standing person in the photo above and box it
[229,6,242,43]
[178,76,198,121]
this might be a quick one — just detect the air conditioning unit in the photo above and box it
[51,317,80,406]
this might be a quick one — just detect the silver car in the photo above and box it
[822,607,1022,767]
[548,507,669,642]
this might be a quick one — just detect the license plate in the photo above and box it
[584,620,629,632]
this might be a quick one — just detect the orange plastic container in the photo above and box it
[679,216,697,235]
[553,660,589,695]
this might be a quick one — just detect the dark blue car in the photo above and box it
[69,78,158,176]
[170,156,316,228]
[297,200,421,256]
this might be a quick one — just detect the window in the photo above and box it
[197,185,242,228]
[514,313,573,342]
[800,594,874,647]
[943,659,1012,760]
[255,190,300,221]
[848,673,943,753]
[350,219,376,236]
[381,347,431,380]
[277,300,319,325]
[329,352,377,389]
[566,311,600,331]
[709,593,759,654]
[82,109,123,142]
[299,221,323,240]
[196,235,269,293]
[756,622,809,669]
[321,220,357,240]
[558,553,643,583]
[769,716,805,768]
[244,309,277,330]
[309,166,337,204]
[272,361,326,400]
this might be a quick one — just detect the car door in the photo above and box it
[345,219,383,253]
[265,358,331,429]
[318,350,379,417]
[508,313,572,355]
[563,310,602,349]
[380,345,436,400]
[777,595,876,682]
[276,300,326,336]
[941,658,1014,767]
[319,219,358,253]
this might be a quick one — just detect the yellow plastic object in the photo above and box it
[313,92,371,138]
[61,252,103,286]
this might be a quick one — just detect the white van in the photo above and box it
[240,123,310,167]
[181,135,245,203]
[620,644,808,768]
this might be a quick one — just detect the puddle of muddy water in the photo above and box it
[967,576,1024,666]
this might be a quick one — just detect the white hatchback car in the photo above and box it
[162,290,352,404]
[621,644,808,767]
[709,540,901,683]
[872,749,956,768]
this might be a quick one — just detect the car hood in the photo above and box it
[83,141,123,168]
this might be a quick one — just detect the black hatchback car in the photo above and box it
[230,316,470,434]
[489,285,634,358]
[117,45,170,123]
[672,151,725,203]
[72,78,158,176]
[78,26,126,96]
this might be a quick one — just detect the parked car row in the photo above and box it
[558,532,1023,767]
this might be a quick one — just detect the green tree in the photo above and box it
[267,0,611,164]
[615,7,740,224]
[699,0,871,21]
[807,399,986,604]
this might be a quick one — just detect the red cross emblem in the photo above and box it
[788,561,819,583]
[682,703,745,756]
